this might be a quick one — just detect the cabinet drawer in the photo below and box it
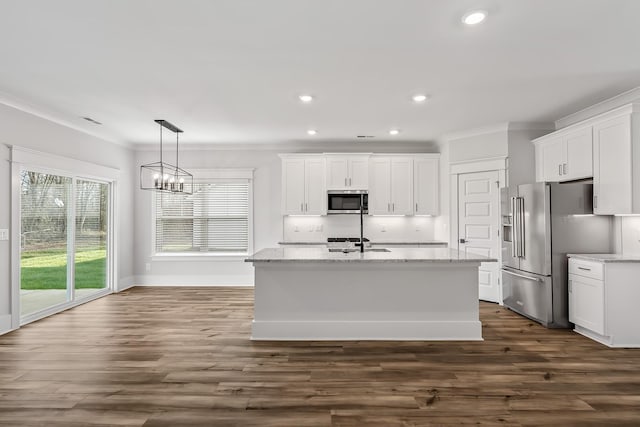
[569,259,603,280]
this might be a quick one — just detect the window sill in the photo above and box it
[151,252,250,262]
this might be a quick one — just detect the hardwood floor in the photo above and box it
[1,287,639,426]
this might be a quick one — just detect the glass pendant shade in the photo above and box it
[140,120,193,195]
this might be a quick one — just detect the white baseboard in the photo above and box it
[0,314,15,336]
[251,320,483,341]
[116,276,136,292]
[133,274,254,287]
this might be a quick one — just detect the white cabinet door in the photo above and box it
[414,157,439,215]
[368,158,392,214]
[569,274,605,335]
[326,158,349,190]
[282,159,306,214]
[593,115,632,214]
[390,158,413,215]
[540,137,564,182]
[564,127,593,181]
[305,158,326,215]
[349,157,369,189]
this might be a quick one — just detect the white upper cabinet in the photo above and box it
[368,156,413,215]
[593,114,633,214]
[534,127,593,182]
[280,155,326,215]
[534,103,640,215]
[413,155,440,216]
[325,155,370,190]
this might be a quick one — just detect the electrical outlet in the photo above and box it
[0,229,8,241]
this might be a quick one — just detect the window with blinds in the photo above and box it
[155,179,251,254]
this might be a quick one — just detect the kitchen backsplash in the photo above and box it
[282,215,437,243]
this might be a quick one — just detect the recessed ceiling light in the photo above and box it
[307,129,317,136]
[462,10,487,25]
[299,94,314,103]
[389,129,400,136]
[412,94,428,103]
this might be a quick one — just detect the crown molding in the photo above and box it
[555,86,640,130]
[0,91,129,148]
[443,122,553,142]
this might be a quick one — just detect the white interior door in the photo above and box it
[458,171,501,303]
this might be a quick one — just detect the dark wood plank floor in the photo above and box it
[1,287,640,426]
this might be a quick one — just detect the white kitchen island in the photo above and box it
[245,247,496,341]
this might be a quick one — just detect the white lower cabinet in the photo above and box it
[568,257,640,347]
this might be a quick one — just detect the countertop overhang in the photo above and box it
[245,247,496,263]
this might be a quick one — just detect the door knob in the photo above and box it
[459,238,466,243]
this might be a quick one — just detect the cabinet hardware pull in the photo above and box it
[301,203,304,212]
[594,195,598,209]
[305,202,308,212]
[563,163,567,175]
[577,266,591,271]
[345,178,347,186]
[559,164,562,175]
[349,178,352,186]
[416,203,418,212]
[388,203,390,212]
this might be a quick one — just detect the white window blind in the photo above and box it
[155,179,250,254]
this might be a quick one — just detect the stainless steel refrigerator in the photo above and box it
[500,182,612,328]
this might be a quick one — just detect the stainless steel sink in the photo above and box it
[327,248,391,253]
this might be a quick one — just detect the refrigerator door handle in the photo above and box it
[511,197,518,257]
[517,197,525,258]
[502,268,543,283]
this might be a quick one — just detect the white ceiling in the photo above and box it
[1,0,640,146]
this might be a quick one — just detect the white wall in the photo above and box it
[133,149,282,286]
[133,143,441,285]
[0,103,135,333]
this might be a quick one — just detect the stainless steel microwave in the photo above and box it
[327,190,368,214]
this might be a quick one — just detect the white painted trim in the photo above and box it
[117,276,136,292]
[151,253,250,261]
[0,95,128,147]
[10,154,20,330]
[536,102,640,144]
[556,86,640,129]
[444,122,553,142]
[0,314,14,336]
[11,146,120,181]
[450,156,508,175]
[251,320,483,341]
[134,275,254,286]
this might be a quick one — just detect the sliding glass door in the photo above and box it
[20,171,111,321]
[74,180,109,298]
[20,172,72,316]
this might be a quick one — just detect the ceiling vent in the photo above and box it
[356,135,375,139]
[82,117,102,125]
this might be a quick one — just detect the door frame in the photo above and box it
[10,146,119,329]
[450,156,507,303]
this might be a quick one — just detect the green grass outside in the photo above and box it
[21,248,106,290]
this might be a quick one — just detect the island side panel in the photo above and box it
[252,262,482,341]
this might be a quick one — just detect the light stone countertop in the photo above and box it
[246,247,495,263]
[568,253,640,263]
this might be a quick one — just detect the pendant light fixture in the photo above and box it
[140,119,193,194]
